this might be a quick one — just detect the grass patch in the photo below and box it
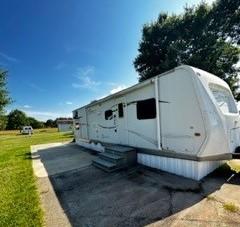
[223,202,239,213]
[0,128,73,227]
[206,195,217,201]
[227,160,240,173]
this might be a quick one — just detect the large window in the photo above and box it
[137,98,156,120]
[209,84,238,114]
[118,103,124,118]
[105,109,113,120]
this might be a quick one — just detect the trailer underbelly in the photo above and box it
[138,153,227,180]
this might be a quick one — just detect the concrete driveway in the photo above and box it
[31,142,94,177]
[31,143,240,227]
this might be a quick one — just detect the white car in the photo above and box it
[21,126,33,135]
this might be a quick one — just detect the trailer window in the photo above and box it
[209,84,238,114]
[137,98,156,120]
[73,111,78,119]
[105,110,113,120]
[75,123,80,130]
[118,103,124,118]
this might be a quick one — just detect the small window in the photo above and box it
[73,111,78,119]
[137,98,156,120]
[209,84,238,114]
[118,103,124,118]
[75,123,80,130]
[105,110,113,120]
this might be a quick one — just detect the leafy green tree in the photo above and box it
[28,117,44,129]
[45,119,57,128]
[0,115,8,130]
[0,69,11,113]
[6,109,29,130]
[134,0,240,99]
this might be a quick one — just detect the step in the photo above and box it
[105,145,135,153]
[105,149,123,156]
[92,161,112,172]
[93,158,116,170]
[93,162,124,172]
[99,152,123,162]
[92,161,123,172]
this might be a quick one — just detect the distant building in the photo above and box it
[56,118,73,132]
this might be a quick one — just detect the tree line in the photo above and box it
[0,109,59,130]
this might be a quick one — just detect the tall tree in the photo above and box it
[0,115,8,130]
[6,109,29,130]
[45,119,57,128]
[0,69,11,113]
[134,0,240,99]
[28,117,44,129]
[0,69,11,129]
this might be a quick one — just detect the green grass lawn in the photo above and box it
[0,128,73,227]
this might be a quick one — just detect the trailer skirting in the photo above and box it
[75,140,227,180]
[137,153,226,180]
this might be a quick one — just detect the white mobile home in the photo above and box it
[57,119,73,132]
[73,65,240,180]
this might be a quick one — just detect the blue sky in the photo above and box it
[0,0,214,121]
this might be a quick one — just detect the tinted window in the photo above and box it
[73,111,78,119]
[105,110,113,120]
[118,103,124,118]
[137,98,156,120]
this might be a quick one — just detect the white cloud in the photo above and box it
[65,101,73,105]
[96,94,107,100]
[0,52,18,62]
[23,105,32,109]
[110,85,127,94]
[96,84,128,100]
[72,76,100,89]
[72,66,100,89]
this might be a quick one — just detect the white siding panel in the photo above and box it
[137,153,226,180]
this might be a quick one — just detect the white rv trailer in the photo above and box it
[73,65,240,180]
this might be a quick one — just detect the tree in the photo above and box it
[134,0,240,100]
[6,109,29,130]
[0,69,11,129]
[45,119,57,128]
[28,117,44,129]
[0,115,8,130]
